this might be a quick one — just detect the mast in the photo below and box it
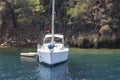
[51,0,55,44]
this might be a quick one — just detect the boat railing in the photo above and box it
[37,44,50,50]
[55,43,69,49]
[37,44,42,49]
[37,43,69,50]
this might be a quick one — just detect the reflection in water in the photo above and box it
[20,56,70,80]
[20,56,37,62]
[38,63,69,80]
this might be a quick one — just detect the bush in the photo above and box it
[99,25,112,34]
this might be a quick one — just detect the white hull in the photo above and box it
[38,49,69,65]
[37,34,69,65]
[20,52,37,57]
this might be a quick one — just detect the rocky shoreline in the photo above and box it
[0,25,119,49]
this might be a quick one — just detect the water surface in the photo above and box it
[0,48,120,80]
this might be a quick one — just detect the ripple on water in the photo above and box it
[0,48,120,80]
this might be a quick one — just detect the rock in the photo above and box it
[71,35,77,47]
[76,36,84,47]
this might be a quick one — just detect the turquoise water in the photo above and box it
[0,48,120,80]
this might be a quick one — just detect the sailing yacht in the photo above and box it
[37,0,69,65]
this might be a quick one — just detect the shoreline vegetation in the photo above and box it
[0,0,120,48]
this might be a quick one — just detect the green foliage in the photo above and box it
[67,2,88,18]
[106,17,112,23]
[27,0,45,12]
[12,0,45,23]
[0,1,6,11]
[1,0,120,33]
[0,6,4,11]
[0,0,120,48]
